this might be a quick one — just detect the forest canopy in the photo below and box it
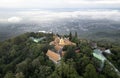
[0,32,120,78]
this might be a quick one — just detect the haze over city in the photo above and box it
[0,0,120,41]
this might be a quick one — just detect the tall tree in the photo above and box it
[75,31,78,38]
[15,72,25,78]
[69,32,72,40]
[84,64,98,78]
[50,61,81,78]
[4,72,15,78]
[64,46,76,61]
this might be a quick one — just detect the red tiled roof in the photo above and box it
[46,50,60,63]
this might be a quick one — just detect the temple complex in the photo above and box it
[46,35,76,64]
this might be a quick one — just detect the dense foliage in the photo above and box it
[0,32,120,78]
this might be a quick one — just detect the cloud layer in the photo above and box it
[0,10,120,23]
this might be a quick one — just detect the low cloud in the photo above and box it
[7,17,22,23]
[0,19,7,22]
[17,10,120,22]
[0,10,120,23]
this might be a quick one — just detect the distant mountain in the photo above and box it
[86,31,120,42]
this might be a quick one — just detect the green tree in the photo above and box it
[84,64,98,78]
[16,58,31,73]
[103,62,119,78]
[50,61,81,78]
[4,71,15,78]
[76,55,90,75]
[75,31,78,38]
[32,65,52,78]
[69,32,72,40]
[64,46,76,61]
[15,72,25,78]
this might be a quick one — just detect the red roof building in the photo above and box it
[46,50,61,64]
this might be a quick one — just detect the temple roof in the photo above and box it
[50,36,76,46]
[46,50,60,63]
[59,38,65,46]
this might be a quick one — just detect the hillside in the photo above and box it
[0,32,120,78]
[85,31,120,43]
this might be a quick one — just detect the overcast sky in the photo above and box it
[0,0,120,23]
[0,0,120,9]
